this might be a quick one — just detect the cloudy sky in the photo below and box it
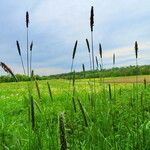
[0,0,150,75]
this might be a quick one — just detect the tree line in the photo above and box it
[0,65,150,83]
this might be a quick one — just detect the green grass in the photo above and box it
[0,78,150,149]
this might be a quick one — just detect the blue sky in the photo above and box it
[0,0,150,75]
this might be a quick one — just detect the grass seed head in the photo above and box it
[135,41,138,59]
[86,39,90,53]
[99,43,102,58]
[72,40,78,59]
[90,6,94,32]
[82,64,85,72]
[113,53,115,65]
[0,62,18,81]
[16,41,21,56]
[30,41,33,51]
[26,11,29,28]
[59,113,67,150]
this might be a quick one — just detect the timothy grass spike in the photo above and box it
[70,40,78,74]
[30,41,33,76]
[16,41,26,74]
[86,39,92,70]
[59,113,67,150]
[135,41,138,59]
[26,11,29,28]
[0,62,18,81]
[72,40,78,59]
[90,6,94,32]
[16,41,21,56]
[86,39,90,53]
[99,43,102,58]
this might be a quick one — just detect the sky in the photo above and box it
[0,0,150,75]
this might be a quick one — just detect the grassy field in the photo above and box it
[0,75,150,150]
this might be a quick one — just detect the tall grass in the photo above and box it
[135,41,138,84]
[26,11,29,76]
[90,6,94,71]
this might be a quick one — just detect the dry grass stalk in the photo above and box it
[0,62,18,81]
[59,113,67,150]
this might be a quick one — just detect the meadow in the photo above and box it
[0,5,149,150]
[0,76,150,150]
